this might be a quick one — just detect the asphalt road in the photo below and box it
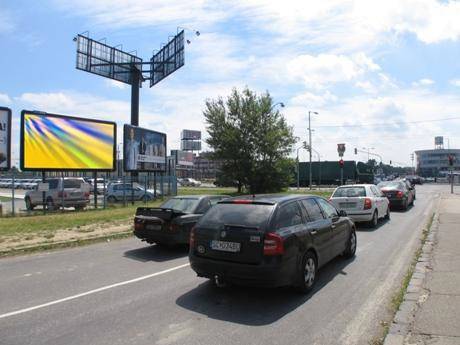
[0,185,446,345]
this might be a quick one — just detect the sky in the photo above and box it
[1,0,460,168]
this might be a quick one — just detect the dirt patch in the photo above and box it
[0,220,132,253]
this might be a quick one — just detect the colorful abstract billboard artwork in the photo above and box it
[20,111,116,171]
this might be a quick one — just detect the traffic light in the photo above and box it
[448,155,454,166]
[339,159,344,167]
[354,148,357,155]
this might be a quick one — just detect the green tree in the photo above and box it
[204,87,296,193]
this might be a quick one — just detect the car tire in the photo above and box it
[107,196,116,203]
[343,229,357,259]
[25,197,35,211]
[369,210,378,228]
[75,205,85,211]
[384,206,390,220]
[295,251,317,294]
[46,197,55,211]
[142,195,152,202]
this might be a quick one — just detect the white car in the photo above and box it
[329,184,390,227]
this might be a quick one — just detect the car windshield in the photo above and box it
[378,181,403,189]
[160,198,200,213]
[332,187,366,198]
[198,203,275,229]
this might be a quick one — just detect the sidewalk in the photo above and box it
[386,192,460,345]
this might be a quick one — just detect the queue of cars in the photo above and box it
[131,178,417,294]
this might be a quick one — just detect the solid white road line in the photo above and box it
[0,263,190,320]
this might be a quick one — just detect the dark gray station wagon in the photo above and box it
[189,194,357,293]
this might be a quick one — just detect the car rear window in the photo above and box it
[378,181,404,189]
[198,203,275,229]
[332,187,366,197]
[161,198,200,213]
[64,179,83,188]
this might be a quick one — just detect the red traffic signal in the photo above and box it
[448,155,455,166]
[339,159,344,167]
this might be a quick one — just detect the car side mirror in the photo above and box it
[339,210,347,217]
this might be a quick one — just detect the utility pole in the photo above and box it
[410,153,415,175]
[308,111,318,190]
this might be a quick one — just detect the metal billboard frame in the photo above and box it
[20,110,117,172]
[0,106,12,171]
[150,30,185,87]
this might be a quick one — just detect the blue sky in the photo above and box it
[1,0,460,167]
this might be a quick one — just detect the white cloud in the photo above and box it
[412,78,435,87]
[290,91,337,107]
[286,53,380,89]
[105,80,128,90]
[0,8,14,34]
[450,79,460,87]
[0,93,12,104]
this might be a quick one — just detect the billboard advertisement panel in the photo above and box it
[0,107,11,171]
[435,136,443,146]
[181,140,201,151]
[123,124,166,172]
[181,129,201,140]
[176,150,194,166]
[20,111,116,171]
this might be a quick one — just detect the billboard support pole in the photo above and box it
[93,172,98,209]
[42,171,46,215]
[11,170,15,216]
[131,67,140,185]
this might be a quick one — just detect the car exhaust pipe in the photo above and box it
[214,275,227,288]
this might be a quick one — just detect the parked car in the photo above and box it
[399,178,416,200]
[105,183,156,203]
[24,177,90,211]
[134,195,229,245]
[179,178,202,187]
[329,184,390,228]
[377,181,414,210]
[87,178,107,194]
[189,194,356,293]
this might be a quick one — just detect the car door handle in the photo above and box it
[311,230,318,235]
[331,224,336,229]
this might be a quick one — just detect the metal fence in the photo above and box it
[0,172,177,217]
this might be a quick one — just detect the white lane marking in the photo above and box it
[0,263,190,320]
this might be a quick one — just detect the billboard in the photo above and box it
[76,34,143,85]
[181,129,201,140]
[123,125,166,172]
[181,140,201,151]
[0,107,11,171]
[20,111,116,171]
[173,150,194,166]
[435,136,443,146]
[150,30,185,87]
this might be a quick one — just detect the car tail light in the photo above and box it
[169,223,179,232]
[190,227,196,247]
[396,191,404,198]
[84,192,90,199]
[134,221,144,231]
[364,198,372,210]
[58,191,67,198]
[264,232,284,256]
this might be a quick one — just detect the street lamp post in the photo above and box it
[296,147,301,189]
[308,111,318,190]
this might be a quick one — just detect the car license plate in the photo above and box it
[146,224,162,231]
[210,240,241,253]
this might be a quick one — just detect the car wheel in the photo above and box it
[46,197,55,211]
[369,210,378,228]
[107,196,116,203]
[295,251,317,294]
[384,206,390,220]
[25,197,35,211]
[343,229,357,259]
[142,195,152,202]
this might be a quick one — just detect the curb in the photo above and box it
[383,210,440,345]
[0,231,133,258]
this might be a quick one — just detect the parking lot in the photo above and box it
[0,184,444,345]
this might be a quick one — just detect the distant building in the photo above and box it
[194,152,223,179]
[415,149,460,177]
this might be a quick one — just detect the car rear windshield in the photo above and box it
[160,198,200,213]
[64,179,83,188]
[197,203,275,229]
[332,187,366,198]
[378,181,403,189]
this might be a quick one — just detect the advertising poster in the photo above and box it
[123,124,166,172]
[0,107,11,171]
[21,111,116,171]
